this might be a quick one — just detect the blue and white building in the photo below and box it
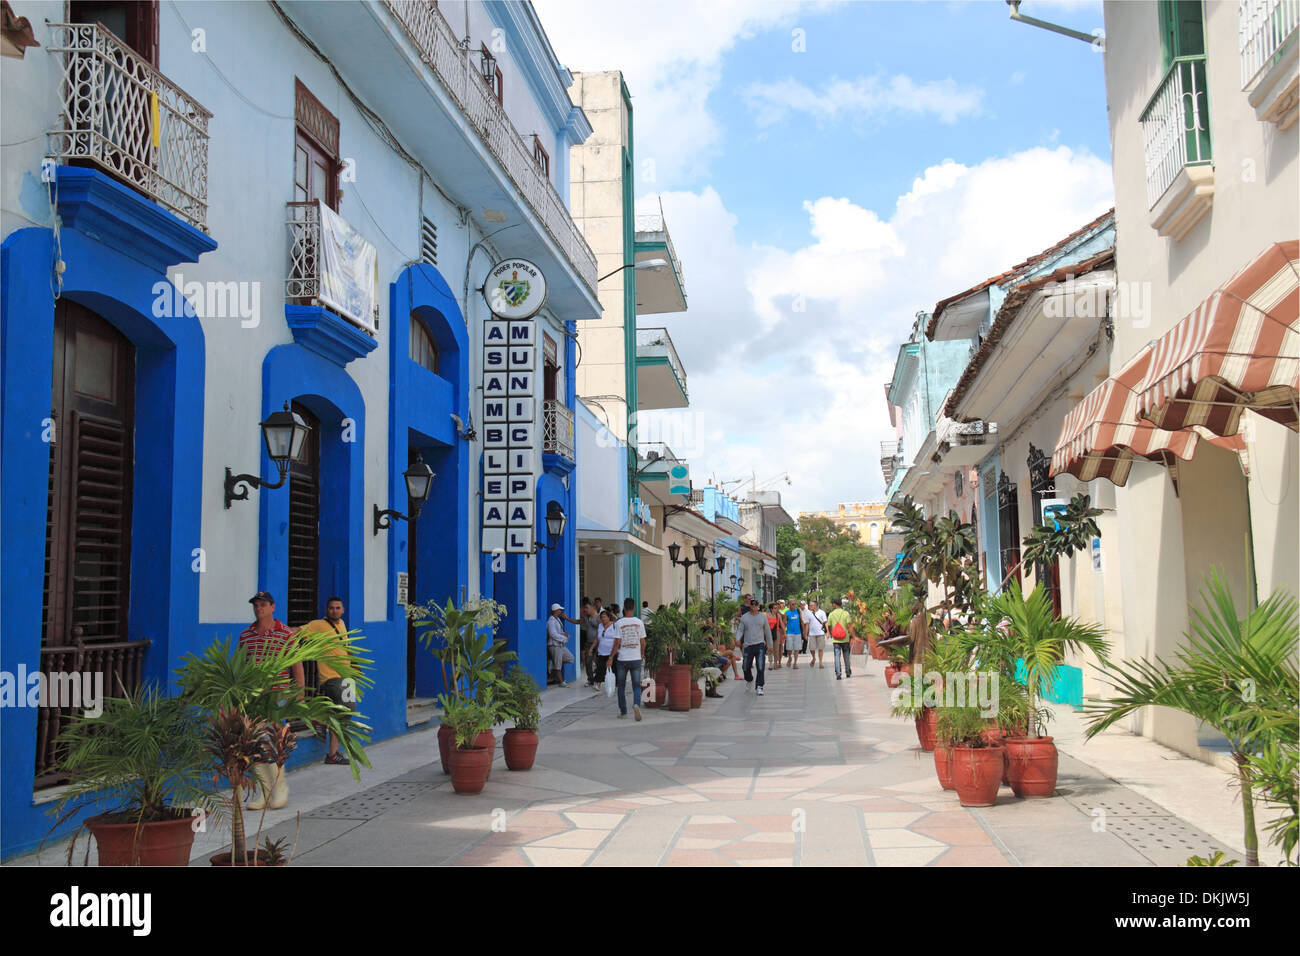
[0,0,598,857]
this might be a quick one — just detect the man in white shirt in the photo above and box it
[608,598,647,720]
[803,600,829,669]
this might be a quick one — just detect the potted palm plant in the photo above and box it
[412,598,512,773]
[983,582,1109,798]
[176,631,373,866]
[499,668,541,771]
[935,705,1004,807]
[441,692,499,794]
[1086,570,1297,866]
[49,685,214,866]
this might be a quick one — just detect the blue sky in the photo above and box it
[539,0,1116,513]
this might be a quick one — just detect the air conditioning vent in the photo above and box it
[420,216,437,266]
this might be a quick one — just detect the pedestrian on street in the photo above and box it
[826,598,855,680]
[580,600,599,687]
[767,602,786,669]
[547,603,581,687]
[239,591,303,810]
[593,608,617,688]
[803,599,828,669]
[735,598,772,695]
[608,598,646,720]
[784,600,805,669]
[298,596,356,765]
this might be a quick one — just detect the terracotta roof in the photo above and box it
[942,247,1116,420]
[926,208,1115,340]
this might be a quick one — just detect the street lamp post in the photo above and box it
[701,554,726,629]
[667,541,708,646]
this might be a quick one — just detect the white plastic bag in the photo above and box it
[603,668,616,697]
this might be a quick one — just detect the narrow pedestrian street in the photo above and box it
[186,655,1239,867]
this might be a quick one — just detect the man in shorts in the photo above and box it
[803,599,829,669]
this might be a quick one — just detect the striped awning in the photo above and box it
[1134,240,1300,438]
[1051,345,1200,486]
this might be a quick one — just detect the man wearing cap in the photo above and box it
[239,591,303,810]
[547,603,581,687]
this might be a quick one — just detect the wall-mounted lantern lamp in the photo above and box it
[374,454,435,535]
[224,402,312,509]
[532,501,567,553]
[479,49,497,86]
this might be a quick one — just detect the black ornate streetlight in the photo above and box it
[532,501,568,553]
[373,454,436,535]
[667,541,707,645]
[701,554,727,628]
[224,402,312,509]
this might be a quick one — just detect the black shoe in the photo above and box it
[836,675,842,680]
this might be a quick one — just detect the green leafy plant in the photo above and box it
[176,631,373,865]
[439,692,500,749]
[1185,851,1239,867]
[985,582,1110,739]
[934,705,995,748]
[498,668,541,732]
[1085,570,1297,866]
[1007,492,1102,591]
[412,598,512,703]
[48,685,216,864]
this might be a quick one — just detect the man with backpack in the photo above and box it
[826,598,855,680]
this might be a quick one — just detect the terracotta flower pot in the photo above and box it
[437,723,454,774]
[447,746,492,795]
[914,708,937,752]
[502,728,539,771]
[870,641,889,661]
[668,664,691,712]
[933,745,955,790]
[884,663,904,688]
[951,746,1004,807]
[850,638,865,656]
[475,729,496,780]
[644,664,670,707]
[87,810,197,866]
[689,684,703,709]
[1003,736,1058,798]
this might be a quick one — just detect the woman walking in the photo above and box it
[766,603,786,668]
[593,609,617,688]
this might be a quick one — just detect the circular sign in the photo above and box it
[483,258,547,319]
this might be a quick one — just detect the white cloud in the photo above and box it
[635,145,1114,515]
[744,74,985,127]
[535,0,831,187]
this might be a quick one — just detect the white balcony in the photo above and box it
[633,212,688,314]
[636,327,689,409]
[287,200,379,334]
[1241,0,1300,129]
[46,22,211,232]
[543,399,575,461]
[1141,55,1214,239]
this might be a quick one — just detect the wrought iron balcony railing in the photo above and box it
[1240,0,1299,89]
[286,200,379,334]
[1140,55,1212,209]
[384,1,598,295]
[543,399,575,461]
[47,22,211,232]
[636,326,688,402]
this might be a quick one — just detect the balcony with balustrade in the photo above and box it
[633,211,688,314]
[276,2,599,319]
[46,21,211,232]
[1140,54,1214,239]
[543,398,575,463]
[635,327,689,409]
[1241,0,1299,128]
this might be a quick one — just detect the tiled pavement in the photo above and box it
[243,654,1235,866]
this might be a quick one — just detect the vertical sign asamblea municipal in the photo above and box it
[481,259,547,555]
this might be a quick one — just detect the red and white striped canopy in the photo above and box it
[1051,345,1201,486]
[1135,240,1299,437]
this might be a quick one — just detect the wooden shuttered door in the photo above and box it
[38,301,148,786]
[287,401,322,694]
